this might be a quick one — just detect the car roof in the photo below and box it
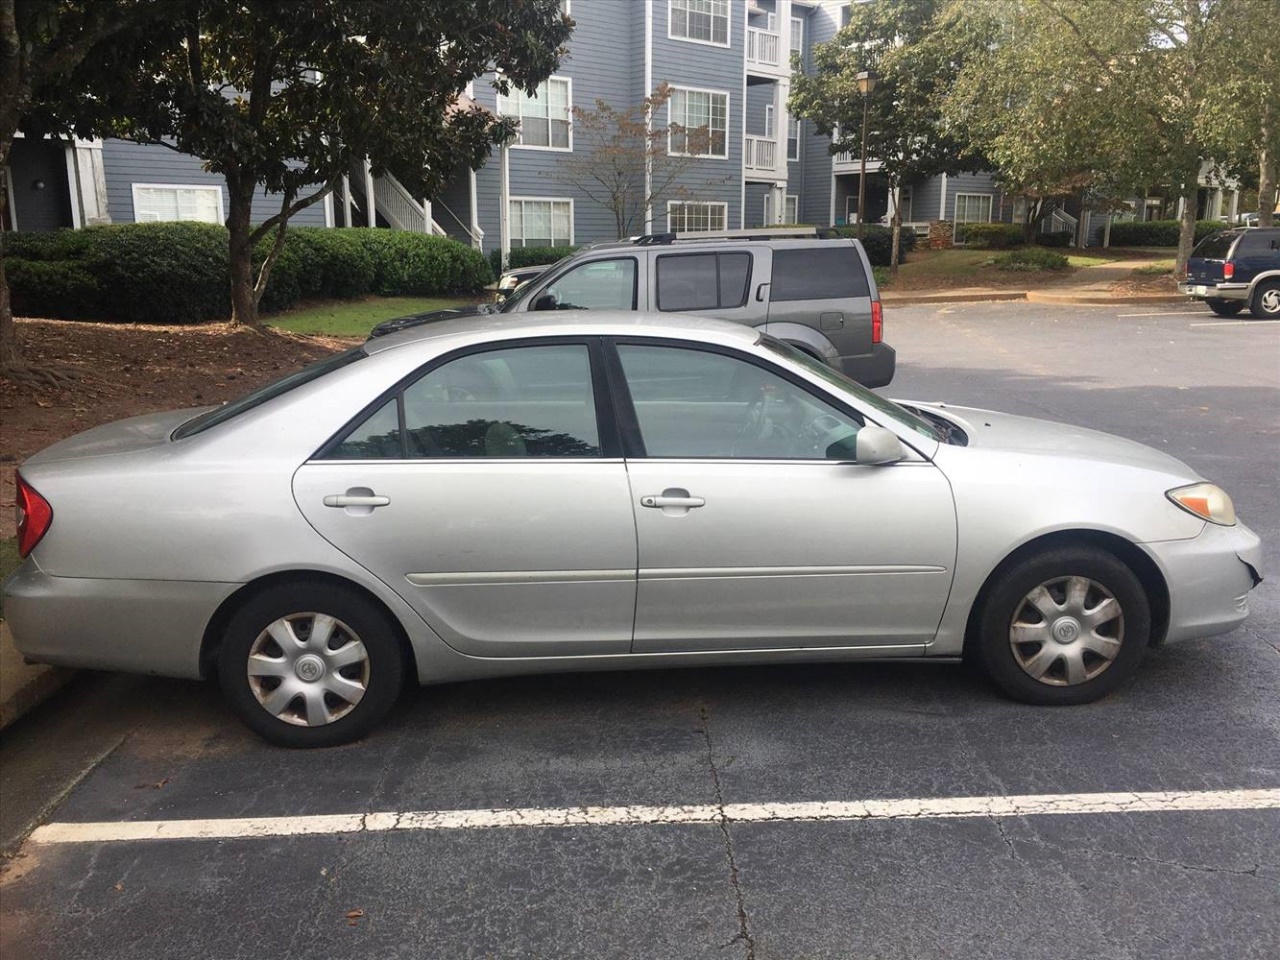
[362,309,762,356]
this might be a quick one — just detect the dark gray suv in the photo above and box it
[374,228,895,388]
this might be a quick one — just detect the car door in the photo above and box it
[651,248,769,330]
[293,339,637,658]
[611,339,957,653]
[766,243,873,362]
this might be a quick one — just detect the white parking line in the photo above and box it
[1189,320,1274,328]
[1115,310,1205,318]
[29,788,1280,845]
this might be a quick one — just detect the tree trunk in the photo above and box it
[1259,142,1275,228]
[226,182,260,327]
[890,201,903,275]
[0,246,18,370]
[1175,181,1198,278]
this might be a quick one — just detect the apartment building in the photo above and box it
[6,0,1244,251]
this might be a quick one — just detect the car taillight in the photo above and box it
[871,300,883,344]
[1223,262,1234,280]
[15,472,53,558]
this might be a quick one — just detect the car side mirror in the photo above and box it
[534,294,558,311]
[854,425,905,465]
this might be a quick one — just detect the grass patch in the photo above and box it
[266,295,482,337]
[896,249,995,278]
[0,537,19,620]
[1066,253,1124,268]
[1132,260,1176,275]
[873,266,891,289]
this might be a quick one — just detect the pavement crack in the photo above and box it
[993,817,1022,862]
[700,704,755,960]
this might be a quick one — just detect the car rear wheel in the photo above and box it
[1206,298,1245,317]
[976,546,1149,705]
[1248,280,1280,320]
[219,583,405,747]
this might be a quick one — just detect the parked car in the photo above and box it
[374,227,895,388]
[1179,227,1280,318]
[495,263,551,300]
[5,313,1262,747]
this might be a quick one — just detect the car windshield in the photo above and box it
[1192,233,1237,260]
[172,346,367,440]
[498,254,579,312]
[759,336,943,442]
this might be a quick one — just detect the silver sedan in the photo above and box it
[5,313,1263,747]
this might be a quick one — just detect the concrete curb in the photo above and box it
[883,290,1192,307]
[1025,291,1188,305]
[0,621,75,732]
[882,291,1027,306]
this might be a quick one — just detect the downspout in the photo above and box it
[468,166,482,250]
[938,172,948,220]
[500,141,511,270]
[644,0,654,235]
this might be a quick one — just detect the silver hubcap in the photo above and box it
[1009,576,1124,686]
[1261,288,1280,312]
[246,613,369,727]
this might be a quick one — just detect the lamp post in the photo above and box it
[855,70,877,240]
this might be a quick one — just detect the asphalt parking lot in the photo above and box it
[1,301,1277,960]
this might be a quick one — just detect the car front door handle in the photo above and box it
[324,494,391,508]
[640,493,706,509]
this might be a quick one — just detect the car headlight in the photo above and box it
[1167,482,1236,526]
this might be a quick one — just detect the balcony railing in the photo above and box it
[744,136,779,173]
[746,27,781,67]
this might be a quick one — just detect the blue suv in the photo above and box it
[1180,227,1280,319]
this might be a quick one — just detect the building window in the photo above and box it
[669,87,729,158]
[787,116,801,160]
[668,201,728,233]
[669,0,730,46]
[790,16,804,57]
[131,184,223,223]
[510,198,573,247]
[498,77,572,150]
[954,193,993,224]
[764,105,776,139]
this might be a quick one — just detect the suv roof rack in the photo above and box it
[630,226,840,245]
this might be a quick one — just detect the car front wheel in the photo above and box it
[219,583,405,747]
[1249,280,1280,320]
[976,546,1150,705]
[1206,298,1245,317]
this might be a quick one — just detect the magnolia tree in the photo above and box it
[547,84,725,239]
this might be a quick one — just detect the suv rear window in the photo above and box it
[1192,233,1237,260]
[771,247,870,301]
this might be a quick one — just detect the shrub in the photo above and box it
[956,222,1024,249]
[1036,231,1073,248]
[1108,219,1229,247]
[830,225,916,266]
[6,259,102,319]
[489,245,579,277]
[990,247,1070,271]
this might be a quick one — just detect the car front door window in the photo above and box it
[539,258,638,311]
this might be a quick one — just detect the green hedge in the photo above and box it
[830,225,917,267]
[1108,219,1228,247]
[488,245,579,277]
[4,223,491,323]
[957,223,1024,249]
[990,247,1070,271]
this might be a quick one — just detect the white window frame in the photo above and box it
[764,105,776,140]
[787,116,801,161]
[667,85,730,160]
[130,183,224,224]
[762,194,799,224]
[954,192,994,224]
[669,0,731,48]
[667,200,728,233]
[509,196,575,248]
[498,76,573,153]
[790,15,804,56]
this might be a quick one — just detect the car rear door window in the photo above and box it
[656,253,751,311]
[771,247,869,300]
[325,345,602,459]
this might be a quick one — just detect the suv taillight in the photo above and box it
[1223,262,1235,280]
[871,300,883,344]
[15,472,53,558]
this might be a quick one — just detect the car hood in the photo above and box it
[909,403,1197,477]
[22,408,209,465]
[369,305,491,338]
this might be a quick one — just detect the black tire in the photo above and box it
[219,583,405,748]
[1206,298,1245,317]
[1248,280,1280,320]
[976,546,1150,706]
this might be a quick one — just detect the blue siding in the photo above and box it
[101,139,326,227]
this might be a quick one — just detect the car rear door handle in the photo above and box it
[324,494,390,508]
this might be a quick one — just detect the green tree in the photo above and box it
[789,0,979,272]
[547,84,724,240]
[1,0,159,377]
[945,0,1245,274]
[97,0,571,326]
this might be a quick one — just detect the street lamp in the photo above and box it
[855,70,877,240]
